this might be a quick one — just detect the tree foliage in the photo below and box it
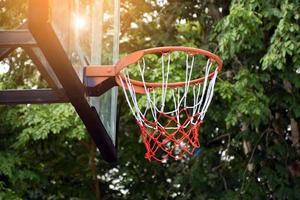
[0,0,300,199]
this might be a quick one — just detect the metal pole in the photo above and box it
[113,0,120,64]
[90,0,104,118]
[91,0,103,64]
[110,0,120,146]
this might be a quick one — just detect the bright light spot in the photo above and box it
[130,22,138,29]
[143,13,153,23]
[74,16,86,30]
[0,62,9,74]
[205,7,209,14]
[24,60,32,66]
[285,133,289,140]
[111,168,119,173]
[112,179,120,184]
[179,19,187,25]
[157,0,167,6]
[120,189,129,195]
[257,177,261,182]
[221,149,235,162]
[104,13,111,21]
[109,184,115,189]
[171,193,177,198]
[287,124,291,131]
[296,67,300,74]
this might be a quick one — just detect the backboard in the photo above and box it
[50,0,119,146]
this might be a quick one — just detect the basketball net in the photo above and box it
[118,51,219,162]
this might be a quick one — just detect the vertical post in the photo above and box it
[90,0,104,118]
[113,0,120,63]
[110,0,120,146]
[91,0,103,64]
[74,0,89,80]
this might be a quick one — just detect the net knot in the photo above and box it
[137,108,202,162]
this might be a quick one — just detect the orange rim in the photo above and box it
[115,46,223,91]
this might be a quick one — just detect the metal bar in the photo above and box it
[24,47,62,90]
[74,0,88,78]
[85,65,115,77]
[89,0,105,142]
[0,89,68,104]
[113,0,120,64]
[28,0,117,162]
[0,22,28,60]
[91,0,104,64]
[110,0,121,145]
[0,30,37,48]
[83,65,117,96]
[86,77,116,96]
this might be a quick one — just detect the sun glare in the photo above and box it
[74,16,86,30]
[103,13,111,21]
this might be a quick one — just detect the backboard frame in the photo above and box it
[27,0,117,162]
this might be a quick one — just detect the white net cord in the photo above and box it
[118,52,218,130]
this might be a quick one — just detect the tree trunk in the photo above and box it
[90,141,101,200]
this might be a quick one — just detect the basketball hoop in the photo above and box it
[116,46,223,162]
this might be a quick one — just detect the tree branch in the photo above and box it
[291,118,299,147]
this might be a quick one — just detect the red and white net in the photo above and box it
[118,51,218,162]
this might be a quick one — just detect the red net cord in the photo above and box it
[136,108,202,162]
